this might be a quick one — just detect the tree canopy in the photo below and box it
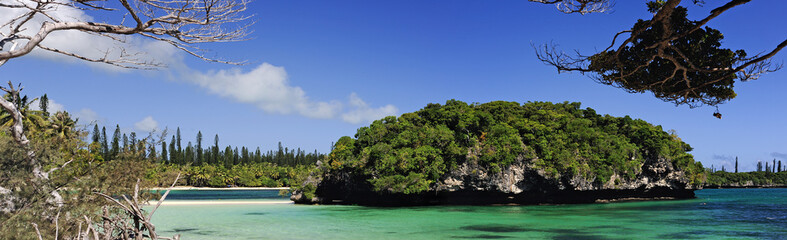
[535,0,785,109]
[325,100,705,194]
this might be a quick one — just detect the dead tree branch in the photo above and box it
[94,173,181,239]
[529,0,613,14]
[0,0,252,69]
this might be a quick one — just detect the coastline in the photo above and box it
[703,185,787,189]
[149,186,290,191]
[146,200,293,206]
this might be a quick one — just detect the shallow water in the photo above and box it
[151,189,787,239]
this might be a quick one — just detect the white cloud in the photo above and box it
[190,63,398,124]
[190,63,343,119]
[134,116,159,132]
[30,98,65,113]
[74,108,103,125]
[47,100,65,113]
[341,93,399,124]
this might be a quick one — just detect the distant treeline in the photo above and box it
[704,157,787,187]
[88,124,323,187]
[705,171,787,187]
[90,124,323,168]
[151,163,315,188]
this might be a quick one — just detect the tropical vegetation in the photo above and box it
[324,100,706,194]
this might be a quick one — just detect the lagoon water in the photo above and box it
[151,188,786,239]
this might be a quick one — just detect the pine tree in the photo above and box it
[111,125,121,158]
[757,161,763,172]
[130,132,137,150]
[148,141,157,160]
[176,127,182,158]
[224,145,233,168]
[161,141,168,163]
[766,162,770,173]
[169,135,177,164]
[734,157,738,173]
[92,124,100,143]
[233,147,239,165]
[39,94,49,116]
[213,134,219,165]
[255,147,261,163]
[721,165,725,172]
[101,126,109,160]
[779,160,782,173]
[773,159,776,173]
[196,131,203,165]
[185,142,194,164]
[122,133,128,152]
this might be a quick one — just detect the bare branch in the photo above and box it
[32,222,43,240]
[0,0,253,68]
[148,172,180,220]
[36,43,164,69]
[529,0,614,14]
[734,38,787,77]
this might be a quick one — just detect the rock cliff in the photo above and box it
[291,154,696,206]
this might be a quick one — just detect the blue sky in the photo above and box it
[1,0,785,171]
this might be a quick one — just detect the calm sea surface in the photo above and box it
[150,188,787,239]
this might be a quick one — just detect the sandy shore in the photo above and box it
[148,186,290,191]
[146,200,294,206]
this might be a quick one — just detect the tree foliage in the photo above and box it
[325,100,704,194]
[536,0,786,108]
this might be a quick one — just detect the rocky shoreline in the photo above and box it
[292,155,697,206]
[703,185,787,189]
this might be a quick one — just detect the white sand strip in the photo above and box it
[147,200,294,206]
[148,186,290,191]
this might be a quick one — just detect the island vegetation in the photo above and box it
[294,100,706,204]
[705,158,787,187]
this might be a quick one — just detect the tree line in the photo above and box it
[88,124,323,168]
[707,156,784,174]
[705,156,787,187]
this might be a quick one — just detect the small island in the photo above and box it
[292,100,705,206]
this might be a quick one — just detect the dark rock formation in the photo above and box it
[291,155,697,206]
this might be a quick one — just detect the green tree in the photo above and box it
[176,127,182,159]
[535,0,785,109]
[213,134,220,165]
[196,131,203,165]
[161,140,168,163]
[91,124,100,143]
[111,125,120,158]
[130,132,137,151]
[101,126,109,160]
[169,135,177,164]
[48,111,77,139]
[122,133,128,152]
[38,94,49,116]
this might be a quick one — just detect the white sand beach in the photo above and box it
[147,200,294,206]
[148,186,290,191]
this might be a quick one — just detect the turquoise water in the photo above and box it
[151,189,787,239]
